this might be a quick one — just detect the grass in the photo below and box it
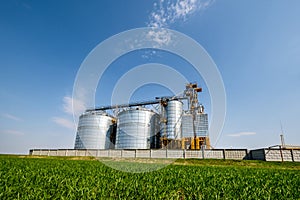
[174,158,300,170]
[0,155,299,199]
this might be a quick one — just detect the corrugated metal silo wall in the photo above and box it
[115,108,160,149]
[182,114,193,137]
[166,100,183,139]
[74,112,115,149]
[195,113,208,137]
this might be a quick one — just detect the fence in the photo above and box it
[29,149,248,160]
[250,148,300,162]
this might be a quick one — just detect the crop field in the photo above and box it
[0,155,299,199]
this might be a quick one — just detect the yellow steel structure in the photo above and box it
[161,136,211,150]
[182,137,211,150]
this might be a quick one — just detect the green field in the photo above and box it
[0,155,299,199]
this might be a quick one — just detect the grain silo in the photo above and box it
[182,112,208,138]
[115,107,160,149]
[194,113,208,137]
[181,113,193,138]
[74,111,116,149]
[166,100,183,139]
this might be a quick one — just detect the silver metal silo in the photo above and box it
[195,113,208,137]
[166,100,183,139]
[74,111,115,149]
[182,113,194,138]
[115,107,160,149]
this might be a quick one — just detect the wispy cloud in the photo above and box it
[1,130,25,136]
[227,132,257,137]
[148,0,208,28]
[52,117,76,130]
[1,113,23,121]
[146,29,173,47]
[145,0,215,50]
[63,96,86,116]
[52,95,85,130]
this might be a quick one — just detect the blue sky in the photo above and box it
[1,0,300,154]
